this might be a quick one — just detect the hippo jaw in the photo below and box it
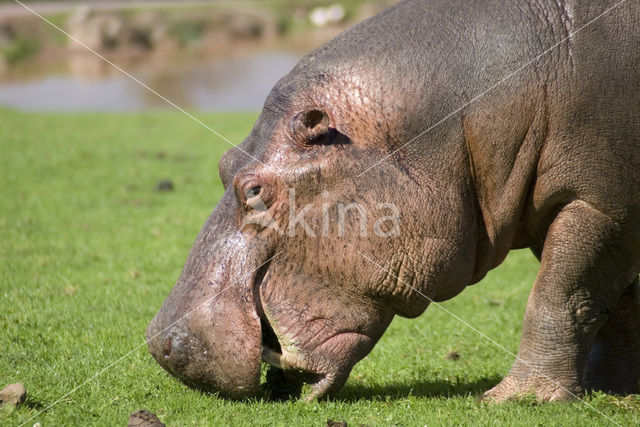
[147,240,390,400]
[260,333,364,399]
[253,258,396,400]
[258,305,381,400]
[259,328,380,399]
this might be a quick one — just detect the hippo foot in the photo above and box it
[481,374,580,403]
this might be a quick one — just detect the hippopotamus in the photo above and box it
[147,0,640,402]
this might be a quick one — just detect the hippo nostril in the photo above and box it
[163,337,172,358]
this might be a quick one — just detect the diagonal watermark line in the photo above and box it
[18,251,282,427]
[357,251,621,426]
[357,0,630,177]
[13,0,263,165]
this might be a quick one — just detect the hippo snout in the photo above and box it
[146,304,262,399]
[147,321,193,375]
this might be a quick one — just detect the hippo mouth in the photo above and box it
[253,263,339,400]
[148,249,347,400]
[258,315,343,400]
[259,316,325,400]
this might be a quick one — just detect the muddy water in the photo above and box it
[0,50,302,112]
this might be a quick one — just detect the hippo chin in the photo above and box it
[148,0,640,402]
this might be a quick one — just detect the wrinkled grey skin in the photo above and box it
[148,0,640,401]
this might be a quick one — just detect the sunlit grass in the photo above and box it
[1,110,637,426]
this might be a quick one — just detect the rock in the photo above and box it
[155,180,174,192]
[128,11,169,51]
[66,7,125,52]
[128,410,165,427]
[0,383,26,406]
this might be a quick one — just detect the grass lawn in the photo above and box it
[1,109,638,426]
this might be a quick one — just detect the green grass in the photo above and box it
[1,110,638,426]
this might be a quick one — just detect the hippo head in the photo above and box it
[147,51,479,399]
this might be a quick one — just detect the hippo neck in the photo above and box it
[463,90,549,283]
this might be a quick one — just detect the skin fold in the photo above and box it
[147,0,640,402]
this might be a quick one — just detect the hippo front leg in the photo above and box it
[484,200,638,402]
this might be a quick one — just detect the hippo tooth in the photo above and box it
[261,346,283,369]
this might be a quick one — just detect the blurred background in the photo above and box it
[0,0,399,112]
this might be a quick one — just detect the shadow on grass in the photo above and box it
[335,376,502,402]
[23,396,45,411]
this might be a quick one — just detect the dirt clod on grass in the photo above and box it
[155,180,174,192]
[326,420,347,427]
[0,383,26,407]
[128,409,165,427]
[445,350,460,360]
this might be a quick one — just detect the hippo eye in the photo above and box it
[243,183,272,210]
[249,186,262,197]
[236,175,274,210]
[246,186,264,205]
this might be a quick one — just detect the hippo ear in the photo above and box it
[291,109,330,145]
